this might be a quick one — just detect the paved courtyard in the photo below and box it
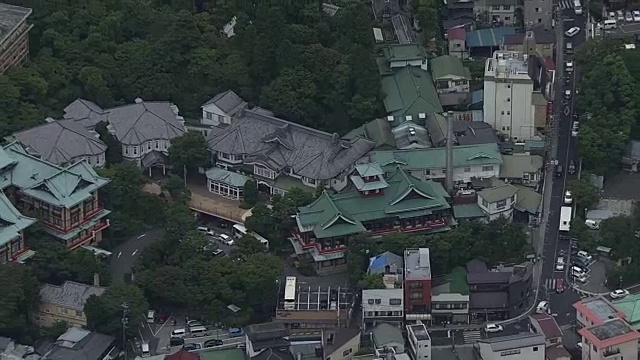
[573,260,609,294]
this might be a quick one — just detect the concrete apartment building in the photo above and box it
[0,3,32,74]
[483,51,535,141]
[404,248,433,320]
[578,318,640,360]
[362,288,404,330]
[523,0,553,31]
[573,296,626,329]
[34,279,105,328]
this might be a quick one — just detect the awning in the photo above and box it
[15,249,35,263]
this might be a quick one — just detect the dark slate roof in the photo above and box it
[63,99,106,128]
[105,100,186,145]
[141,151,168,168]
[207,110,375,180]
[325,329,361,357]
[203,90,248,117]
[246,322,289,342]
[41,330,115,360]
[13,120,107,165]
[467,271,511,284]
[503,28,555,45]
[469,292,508,309]
[453,121,499,146]
[466,259,488,273]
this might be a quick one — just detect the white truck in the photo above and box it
[560,206,572,232]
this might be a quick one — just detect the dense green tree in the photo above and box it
[28,242,111,286]
[85,281,148,335]
[360,273,385,289]
[40,320,69,339]
[236,234,266,256]
[168,131,209,174]
[0,264,39,343]
[95,122,122,165]
[568,178,600,210]
[242,179,258,207]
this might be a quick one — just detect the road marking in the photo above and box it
[117,251,122,258]
[137,233,147,239]
[132,249,138,256]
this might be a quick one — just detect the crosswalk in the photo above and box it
[463,330,482,344]
[558,0,574,9]
[545,278,557,290]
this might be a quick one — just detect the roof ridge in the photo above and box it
[243,110,349,141]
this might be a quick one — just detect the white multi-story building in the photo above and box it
[362,289,404,330]
[578,318,640,360]
[407,322,431,360]
[483,51,535,141]
[474,333,545,360]
[477,183,519,221]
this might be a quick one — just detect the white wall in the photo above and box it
[122,139,170,161]
[409,164,500,185]
[201,103,231,126]
[477,341,544,360]
[582,338,638,360]
[435,75,470,93]
[484,80,534,141]
[362,289,404,320]
[407,325,431,360]
[390,59,428,72]
[478,194,516,220]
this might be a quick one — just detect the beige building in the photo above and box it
[34,279,105,327]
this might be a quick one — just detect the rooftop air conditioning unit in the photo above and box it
[387,116,395,122]
[418,113,426,119]
[405,115,413,121]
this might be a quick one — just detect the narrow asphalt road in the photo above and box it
[109,228,164,282]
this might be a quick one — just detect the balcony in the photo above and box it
[292,233,347,255]
[68,219,110,250]
[41,207,107,234]
[370,218,447,235]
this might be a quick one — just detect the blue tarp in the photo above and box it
[368,251,404,274]
[466,26,517,48]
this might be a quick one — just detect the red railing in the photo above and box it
[292,233,347,254]
[67,219,110,250]
[10,247,30,262]
[369,219,447,236]
[42,207,106,234]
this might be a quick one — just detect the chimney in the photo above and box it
[445,111,454,195]
[93,273,100,287]
[134,97,143,104]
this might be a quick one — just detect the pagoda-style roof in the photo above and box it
[296,167,450,239]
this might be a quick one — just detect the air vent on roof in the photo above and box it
[418,113,426,119]
[405,115,413,121]
[134,97,143,103]
[387,116,395,122]
[409,130,416,136]
[45,117,55,123]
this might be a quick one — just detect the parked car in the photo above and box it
[585,219,600,229]
[169,337,184,347]
[565,42,573,54]
[576,274,588,283]
[572,121,579,137]
[564,89,572,99]
[563,191,572,205]
[212,248,225,256]
[556,278,565,293]
[626,11,634,22]
[618,10,625,21]
[609,11,617,20]
[536,301,550,314]
[610,289,630,299]
[218,233,234,246]
[485,324,503,333]
[565,26,581,37]
[556,256,565,271]
[197,226,216,237]
[183,343,201,351]
[634,10,640,21]
[565,60,574,72]
[204,339,224,348]
[569,160,576,174]
[577,250,593,262]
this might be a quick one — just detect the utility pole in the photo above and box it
[121,302,129,359]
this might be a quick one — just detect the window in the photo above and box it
[342,349,352,356]
[254,165,275,179]
[492,5,500,9]
[464,167,471,172]
[456,43,461,48]
[496,199,507,209]
[76,310,83,317]
[410,292,423,300]
[535,7,541,12]
[533,347,539,351]
[389,298,402,305]
[10,239,20,254]
[147,142,151,150]
[123,146,129,155]
[505,16,511,20]
[482,199,488,207]
[506,98,511,102]
[133,146,138,156]
[155,140,160,149]
[482,165,494,172]
[303,177,317,185]
[503,5,511,9]
[375,299,382,304]
[368,299,374,304]
[424,169,431,175]
[206,112,213,120]
[441,169,446,174]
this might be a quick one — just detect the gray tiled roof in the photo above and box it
[13,120,107,165]
[203,90,248,117]
[42,329,115,360]
[63,99,106,128]
[207,110,375,180]
[479,332,545,352]
[206,167,249,187]
[39,281,105,311]
[105,100,186,145]
[500,155,543,178]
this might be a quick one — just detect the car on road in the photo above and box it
[536,301,550,314]
[556,278,565,293]
[585,219,600,229]
[212,248,225,256]
[565,42,573,54]
[217,233,234,246]
[204,339,224,348]
[564,191,573,205]
[485,324,503,333]
[184,343,202,351]
[610,289,630,299]
[571,121,579,137]
[609,11,617,20]
[170,337,184,346]
[634,10,640,21]
[556,256,565,271]
[565,27,581,37]
[197,226,216,237]
[564,89,572,99]
[565,60,574,73]
[618,10,625,21]
[627,11,634,22]
[187,320,202,327]
[569,160,576,174]
[564,77,571,86]
[577,250,593,262]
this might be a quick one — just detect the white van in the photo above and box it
[604,19,617,29]
[146,310,155,324]
[189,326,209,337]
[171,328,186,338]
[141,342,150,357]
[536,301,550,314]
[573,0,582,15]
[577,251,593,262]
[585,219,600,229]
[572,266,585,276]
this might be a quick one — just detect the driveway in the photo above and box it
[109,228,163,282]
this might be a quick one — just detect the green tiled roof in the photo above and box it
[205,167,249,187]
[343,118,396,149]
[453,203,486,219]
[514,185,541,214]
[430,55,471,80]
[0,142,110,208]
[371,143,503,172]
[0,192,35,245]
[382,44,427,63]
[613,294,640,328]
[297,168,450,239]
[381,67,443,117]
[478,183,519,203]
[355,163,384,177]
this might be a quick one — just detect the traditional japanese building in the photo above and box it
[292,164,451,274]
